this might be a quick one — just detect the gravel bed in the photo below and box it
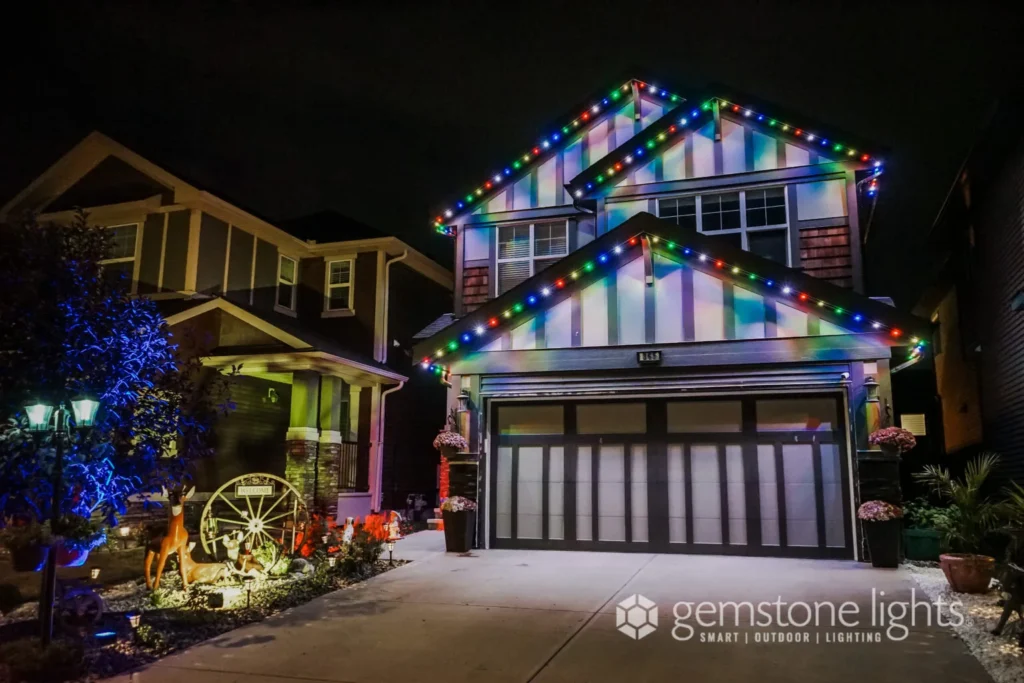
[905,563,1024,683]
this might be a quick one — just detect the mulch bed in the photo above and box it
[0,559,406,682]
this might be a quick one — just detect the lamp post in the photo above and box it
[386,538,396,566]
[25,392,100,647]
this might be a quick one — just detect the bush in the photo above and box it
[903,498,954,530]
[0,638,84,683]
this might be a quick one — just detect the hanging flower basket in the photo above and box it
[869,427,917,456]
[433,429,467,459]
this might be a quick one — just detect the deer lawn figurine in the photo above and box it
[145,485,196,590]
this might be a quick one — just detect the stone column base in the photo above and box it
[317,431,343,518]
[285,438,319,510]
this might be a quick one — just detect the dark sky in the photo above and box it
[3,2,1022,307]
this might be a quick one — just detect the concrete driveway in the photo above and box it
[112,532,990,683]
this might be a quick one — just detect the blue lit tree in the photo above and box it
[0,213,234,527]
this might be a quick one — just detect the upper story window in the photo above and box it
[657,187,790,265]
[100,224,139,288]
[325,258,354,312]
[276,255,297,311]
[496,220,568,295]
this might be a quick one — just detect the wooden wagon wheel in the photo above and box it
[199,474,309,565]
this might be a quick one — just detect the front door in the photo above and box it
[490,395,853,559]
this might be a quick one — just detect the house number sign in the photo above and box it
[637,350,662,365]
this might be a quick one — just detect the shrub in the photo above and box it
[0,638,84,683]
[903,498,954,529]
[0,520,48,550]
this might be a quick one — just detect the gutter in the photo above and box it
[371,249,408,510]
[381,250,409,363]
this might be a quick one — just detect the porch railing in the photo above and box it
[338,440,359,491]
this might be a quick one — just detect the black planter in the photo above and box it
[864,519,901,568]
[442,510,476,553]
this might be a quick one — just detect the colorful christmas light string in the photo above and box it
[420,230,926,378]
[432,79,686,234]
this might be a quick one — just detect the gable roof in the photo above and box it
[162,297,406,383]
[430,78,687,233]
[412,212,928,371]
[430,77,888,229]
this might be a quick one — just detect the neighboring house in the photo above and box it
[912,92,1024,484]
[1,132,453,519]
[413,78,928,559]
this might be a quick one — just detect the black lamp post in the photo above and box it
[25,392,100,646]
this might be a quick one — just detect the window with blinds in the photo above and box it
[496,221,568,295]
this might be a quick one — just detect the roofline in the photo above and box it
[2,131,453,285]
[163,297,407,382]
[414,212,930,364]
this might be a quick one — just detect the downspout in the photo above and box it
[372,249,408,510]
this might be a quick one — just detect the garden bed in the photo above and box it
[905,562,1024,683]
[0,558,406,682]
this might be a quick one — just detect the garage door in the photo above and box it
[489,396,852,559]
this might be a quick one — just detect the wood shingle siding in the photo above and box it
[799,225,853,287]
[463,265,490,312]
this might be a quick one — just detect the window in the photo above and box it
[746,187,787,227]
[326,259,353,311]
[656,187,791,265]
[496,221,568,295]
[658,196,697,230]
[99,224,138,287]
[700,192,741,231]
[277,255,297,310]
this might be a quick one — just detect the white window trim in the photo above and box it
[494,219,569,297]
[274,254,298,316]
[323,256,356,318]
[99,222,142,295]
[656,186,791,266]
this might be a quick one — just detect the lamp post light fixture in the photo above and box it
[386,539,396,566]
[126,612,142,629]
[327,555,337,568]
[321,534,329,544]
[24,392,102,647]
[90,567,101,580]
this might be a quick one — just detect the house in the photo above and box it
[1,132,453,520]
[911,91,1024,485]
[413,78,929,559]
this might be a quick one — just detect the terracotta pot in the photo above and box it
[8,543,48,572]
[939,553,995,593]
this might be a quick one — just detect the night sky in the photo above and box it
[3,2,1022,307]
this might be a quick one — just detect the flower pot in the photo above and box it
[442,510,475,553]
[440,445,458,459]
[940,553,995,593]
[903,528,942,561]
[55,544,90,568]
[879,444,900,458]
[8,543,48,572]
[864,519,901,568]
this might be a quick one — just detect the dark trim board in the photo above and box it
[488,395,854,560]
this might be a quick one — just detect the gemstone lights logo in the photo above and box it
[616,594,658,640]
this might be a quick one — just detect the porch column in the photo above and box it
[317,376,345,516]
[285,370,320,509]
[347,384,361,442]
[368,383,384,510]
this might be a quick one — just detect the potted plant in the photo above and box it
[869,426,917,457]
[0,520,49,572]
[858,500,903,568]
[902,498,951,561]
[51,515,106,567]
[914,453,1002,593]
[440,496,477,553]
[433,428,468,460]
